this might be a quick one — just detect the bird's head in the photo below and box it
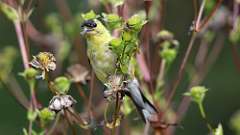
[81,19,97,35]
[81,19,111,44]
[81,19,109,37]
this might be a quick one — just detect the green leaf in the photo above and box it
[126,12,147,32]
[184,86,208,104]
[102,13,121,22]
[53,76,71,94]
[122,31,132,42]
[214,124,224,135]
[27,109,38,122]
[81,10,97,20]
[38,108,55,126]
[23,128,28,135]
[110,38,122,47]
[102,13,123,29]
[0,2,19,21]
[110,38,124,56]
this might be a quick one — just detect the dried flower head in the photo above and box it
[30,52,56,79]
[67,64,90,84]
[49,95,77,112]
[104,75,124,99]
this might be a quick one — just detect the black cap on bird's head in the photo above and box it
[81,19,98,35]
[81,19,97,28]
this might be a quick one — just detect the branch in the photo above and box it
[14,21,29,69]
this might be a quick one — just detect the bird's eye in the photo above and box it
[81,20,97,28]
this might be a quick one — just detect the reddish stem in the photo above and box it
[195,0,223,32]
[14,21,29,69]
[165,32,197,109]
[231,45,240,72]
[136,52,151,82]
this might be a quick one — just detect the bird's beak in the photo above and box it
[80,27,94,35]
[80,27,88,35]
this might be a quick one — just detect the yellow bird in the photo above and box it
[81,19,157,122]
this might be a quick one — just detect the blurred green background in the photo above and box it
[0,0,240,135]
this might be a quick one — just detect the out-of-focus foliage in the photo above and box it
[214,124,224,135]
[230,17,240,44]
[230,110,240,135]
[0,47,17,80]
[0,2,18,21]
[100,0,125,7]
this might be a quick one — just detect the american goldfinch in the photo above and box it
[81,19,157,122]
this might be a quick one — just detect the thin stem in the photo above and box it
[66,108,85,125]
[14,21,29,69]
[45,72,56,94]
[76,83,89,105]
[195,0,223,31]
[195,0,207,31]
[143,121,150,135]
[112,92,121,135]
[64,109,77,135]
[158,60,166,82]
[31,91,38,109]
[28,120,33,135]
[193,0,198,22]
[28,85,37,135]
[198,103,213,132]
[165,32,197,109]
[168,34,225,135]
[159,0,165,29]
[87,71,95,119]
[104,102,110,124]
[198,103,206,118]
[141,13,155,94]
[46,113,61,135]
[231,45,240,72]
[233,1,239,32]
[0,75,29,109]
[136,52,151,82]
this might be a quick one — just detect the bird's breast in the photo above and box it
[87,43,117,83]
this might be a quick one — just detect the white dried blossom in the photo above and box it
[49,95,77,112]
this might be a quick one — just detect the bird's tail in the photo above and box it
[124,78,158,122]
